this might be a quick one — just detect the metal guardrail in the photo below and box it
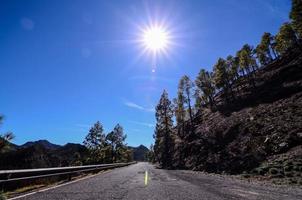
[0,162,136,184]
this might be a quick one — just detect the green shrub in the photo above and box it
[293,165,300,171]
[289,178,298,184]
[242,174,250,178]
[255,168,264,175]
[275,160,282,164]
[284,161,293,166]
[269,168,279,175]
[284,165,293,172]
[271,173,284,178]
[285,172,294,177]
[0,192,6,200]
[251,167,268,175]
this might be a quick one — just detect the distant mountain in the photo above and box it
[129,145,149,161]
[20,140,61,150]
[0,141,88,169]
[0,143,53,169]
[0,140,148,169]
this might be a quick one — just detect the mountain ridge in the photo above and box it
[0,140,149,169]
[20,139,62,150]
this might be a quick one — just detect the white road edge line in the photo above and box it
[8,170,112,200]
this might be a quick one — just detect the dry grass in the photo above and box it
[5,170,107,199]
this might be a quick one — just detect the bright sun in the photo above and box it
[143,26,169,52]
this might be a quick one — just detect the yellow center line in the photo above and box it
[144,170,148,186]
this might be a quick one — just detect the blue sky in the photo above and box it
[0,0,291,147]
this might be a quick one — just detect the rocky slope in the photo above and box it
[176,50,302,184]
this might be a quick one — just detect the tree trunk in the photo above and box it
[187,93,193,125]
[163,107,170,168]
[266,49,273,61]
[246,67,256,89]
[251,65,256,72]
[241,69,246,77]
[111,144,114,163]
[271,47,278,59]
[207,94,215,110]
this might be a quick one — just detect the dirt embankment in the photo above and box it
[178,50,302,185]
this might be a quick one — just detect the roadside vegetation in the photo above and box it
[0,119,133,169]
[83,122,133,164]
[0,115,14,153]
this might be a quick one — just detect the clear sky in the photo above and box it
[0,0,291,147]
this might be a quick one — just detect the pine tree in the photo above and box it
[290,0,302,39]
[226,55,240,81]
[106,124,127,163]
[255,44,270,66]
[260,32,276,60]
[146,144,155,163]
[0,115,14,152]
[236,50,246,76]
[213,58,234,101]
[154,90,174,168]
[238,44,257,88]
[174,86,186,125]
[275,23,299,55]
[240,44,258,72]
[193,93,203,112]
[179,76,194,124]
[83,121,106,163]
[255,33,275,66]
[270,35,279,58]
[83,121,105,149]
[195,69,216,109]
[226,55,242,98]
[173,91,186,138]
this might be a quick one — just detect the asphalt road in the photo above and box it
[12,162,302,200]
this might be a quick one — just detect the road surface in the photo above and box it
[11,162,302,200]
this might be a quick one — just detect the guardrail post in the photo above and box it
[68,174,72,181]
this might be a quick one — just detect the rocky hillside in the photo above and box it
[176,50,302,181]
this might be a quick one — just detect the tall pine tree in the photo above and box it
[290,0,302,39]
[83,121,106,163]
[195,69,216,109]
[106,124,127,163]
[179,76,194,124]
[213,58,234,101]
[275,23,299,55]
[0,115,14,153]
[154,90,174,169]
